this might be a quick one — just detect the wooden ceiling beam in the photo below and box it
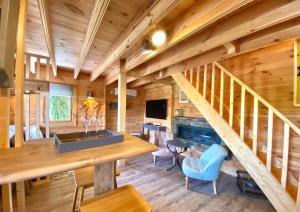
[37,0,57,76]
[125,0,255,71]
[108,1,300,86]
[128,0,300,79]
[74,0,110,79]
[128,17,300,87]
[90,0,183,81]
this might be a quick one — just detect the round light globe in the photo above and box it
[151,30,166,47]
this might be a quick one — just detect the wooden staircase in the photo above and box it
[171,62,300,212]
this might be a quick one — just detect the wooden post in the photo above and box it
[36,94,40,139]
[211,64,215,107]
[0,89,13,212]
[203,65,207,98]
[25,54,30,79]
[45,93,50,138]
[45,58,50,81]
[252,97,258,155]
[196,66,200,92]
[189,69,194,84]
[14,0,28,211]
[36,57,40,80]
[281,123,289,189]
[219,69,224,117]
[24,94,30,141]
[296,170,300,212]
[229,78,234,127]
[103,85,107,129]
[266,108,273,171]
[94,162,115,195]
[240,87,245,140]
[117,60,126,132]
[72,87,77,127]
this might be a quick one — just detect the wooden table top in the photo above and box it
[0,133,157,185]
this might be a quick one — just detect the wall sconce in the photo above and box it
[87,91,95,100]
[141,39,154,55]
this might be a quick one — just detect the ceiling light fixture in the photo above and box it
[151,30,166,47]
[141,39,153,55]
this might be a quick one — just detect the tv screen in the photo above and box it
[146,99,167,119]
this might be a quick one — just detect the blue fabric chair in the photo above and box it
[182,144,228,194]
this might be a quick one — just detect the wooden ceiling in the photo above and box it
[25,0,153,72]
[24,0,300,85]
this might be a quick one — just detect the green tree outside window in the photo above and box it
[50,96,71,121]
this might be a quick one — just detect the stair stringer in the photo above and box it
[172,72,295,212]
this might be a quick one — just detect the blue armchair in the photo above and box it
[182,144,228,194]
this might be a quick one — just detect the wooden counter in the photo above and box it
[0,133,157,187]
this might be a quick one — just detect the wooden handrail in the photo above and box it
[183,61,300,207]
[214,62,300,136]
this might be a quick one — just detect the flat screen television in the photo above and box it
[146,99,167,119]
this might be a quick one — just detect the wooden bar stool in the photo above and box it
[72,165,120,211]
[80,185,151,212]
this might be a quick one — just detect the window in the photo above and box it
[49,83,73,121]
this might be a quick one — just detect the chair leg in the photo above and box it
[114,175,118,189]
[172,157,176,165]
[72,187,79,212]
[185,176,189,189]
[213,180,217,195]
[153,155,156,166]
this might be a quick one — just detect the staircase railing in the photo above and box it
[182,61,300,210]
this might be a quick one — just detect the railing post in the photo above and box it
[203,65,207,98]
[196,66,201,92]
[211,64,215,107]
[240,87,245,140]
[281,123,289,189]
[266,108,273,171]
[229,78,234,127]
[297,170,300,212]
[219,69,224,116]
[189,69,194,85]
[46,58,50,80]
[184,70,188,78]
[252,97,258,155]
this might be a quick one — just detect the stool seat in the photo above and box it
[80,185,151,212]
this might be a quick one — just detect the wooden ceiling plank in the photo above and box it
[90,0,183,81]
[132,0,300,78]
[125,0,255,71]
[74,0,110,79]
[128,17,300,87]
[37,0,57,76]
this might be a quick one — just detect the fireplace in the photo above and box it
[173,117,222,146]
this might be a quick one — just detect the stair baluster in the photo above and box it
[176,61,300,211]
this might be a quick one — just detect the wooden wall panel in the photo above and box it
[106,82,144,133]
[143,83,173,131]
[219,41,300,176]
[10,66,105,129]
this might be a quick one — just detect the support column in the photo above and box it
[0,88,13,212]
[117,60,126,167]
[117,60,126,132]
[14,0,28,211]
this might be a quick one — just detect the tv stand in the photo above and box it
[142,123,167,141]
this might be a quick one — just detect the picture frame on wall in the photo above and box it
[294,40,300,106]
[179,89,188,103]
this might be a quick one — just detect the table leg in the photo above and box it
[94,162,115,196]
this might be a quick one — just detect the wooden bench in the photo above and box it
[73,165,120,211]
[80,185,151,212]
